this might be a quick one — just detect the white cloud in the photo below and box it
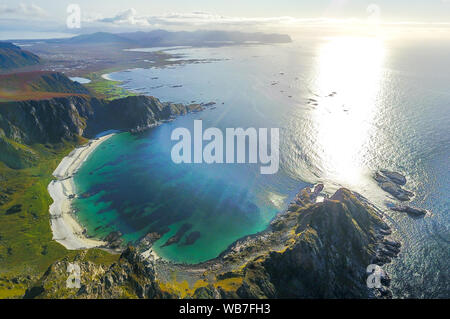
[96,10,349,30]
[0,3,47,17]
[92,9,450,31]
[82,12,104,23]
[100,8,150,26]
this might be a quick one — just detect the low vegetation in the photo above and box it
[0,139,118,298]
[84,70,136,100]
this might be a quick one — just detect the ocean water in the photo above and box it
[73,36,449,297]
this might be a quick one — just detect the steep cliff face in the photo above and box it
[0,95,202,168]
[84,95,202,136]
[0,96,93,145]
[237,189,390,298]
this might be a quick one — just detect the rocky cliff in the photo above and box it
[24,246,173,299]
[234,188,397,298]
[24,187,399,299]
[0,95,202,168]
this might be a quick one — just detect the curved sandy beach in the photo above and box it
[48,134,115,250]
[101,73,114,81]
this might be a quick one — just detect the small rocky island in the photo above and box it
[374,169,427,217]
[374,170,413,201]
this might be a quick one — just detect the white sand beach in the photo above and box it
[101,73,114,81]
[48,134,115,250]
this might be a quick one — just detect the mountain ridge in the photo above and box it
[0,95,203,168]
[0,42,40,70]
[39,30,292,47]
[0,71,90,102]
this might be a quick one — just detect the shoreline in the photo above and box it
[48,133,116,250]
[101,73,114,81]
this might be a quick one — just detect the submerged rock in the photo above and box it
[161,223,193,248]
[182,231,201,246]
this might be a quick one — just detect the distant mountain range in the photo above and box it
[46,30,292,47]
[0,42,40,70]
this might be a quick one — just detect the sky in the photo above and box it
[1,0,450,37]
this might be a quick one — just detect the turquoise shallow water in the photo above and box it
[73,36,449,297]
[74,126,299,264]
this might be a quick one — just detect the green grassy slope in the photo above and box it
[0,138,118,298]
[84,70,136,100]
[0,71,90,102]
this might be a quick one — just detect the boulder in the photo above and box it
[380,181,413,201]
[380,170,407,186]
[391,205,427,217]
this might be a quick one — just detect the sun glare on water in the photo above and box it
[312,36,386,187]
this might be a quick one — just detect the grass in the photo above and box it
[0,71,89,102]
[84,70,137,100]
[158,278,210,298]
[0,138,119,298]
[157,275,244,298]
[214,277,243,292]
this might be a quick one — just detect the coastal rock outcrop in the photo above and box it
[288,183,324,210]
[391,205,428,217]
[374,170,413,201]
[104,231,124,249]
[24,246,173,299]
[0,95,203,145]
[379,170,406,186]
[373,170,430,217]
[379,181,414,201]
[222,188,400,299]
[0,95,204,168]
